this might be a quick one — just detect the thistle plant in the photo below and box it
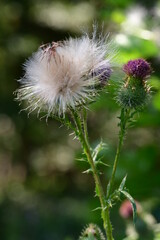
[15,27,152,240]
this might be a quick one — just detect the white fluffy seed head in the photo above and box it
[16,31,115,116]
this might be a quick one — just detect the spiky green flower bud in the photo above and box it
[116,59,151,109]
[79,223,105,240]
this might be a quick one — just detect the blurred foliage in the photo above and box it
[0,0,160,239]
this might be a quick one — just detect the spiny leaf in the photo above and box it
[98,161,110,167]
[76,158,87,162]
[120,190,137,225]
[106,189,120,207]
[92,207,102,212]
[92,141,107,162]
[119,175,127,191]
[83,169,93,174]
[94,156,103,165]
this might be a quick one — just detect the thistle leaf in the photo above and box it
[76,158,87,162]
[98,161,110,167]
[92,141,107,162]
[83,169,93,174]
[119,175,127,191]
[120,190,137,225]
[92,207,102,212]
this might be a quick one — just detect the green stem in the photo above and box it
[107,128,124,198]
[107,108,130,197]
[71,109,114,240]
[83,108,89,147]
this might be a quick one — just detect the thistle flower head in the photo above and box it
[116,58,152,110]
[123,58,151,80]
[79,223,105,240]
[91,63,112,87]
[16,32,114,117]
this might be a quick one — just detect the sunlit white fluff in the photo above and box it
[16,32,114,116]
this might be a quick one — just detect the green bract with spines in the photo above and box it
[116,84,150,110]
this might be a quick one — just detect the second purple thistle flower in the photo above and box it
[123,58,151,80]
[116,58,152,109]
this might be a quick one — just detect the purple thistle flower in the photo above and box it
[92,64,112,87]
[116,58,152,109]
[123,59,151,80]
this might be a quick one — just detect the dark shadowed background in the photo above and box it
[0,0,160,239]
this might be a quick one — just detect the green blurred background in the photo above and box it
[0,0,160,239]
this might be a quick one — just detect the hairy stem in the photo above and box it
[107,108,130,198]
[71,109,114,240]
